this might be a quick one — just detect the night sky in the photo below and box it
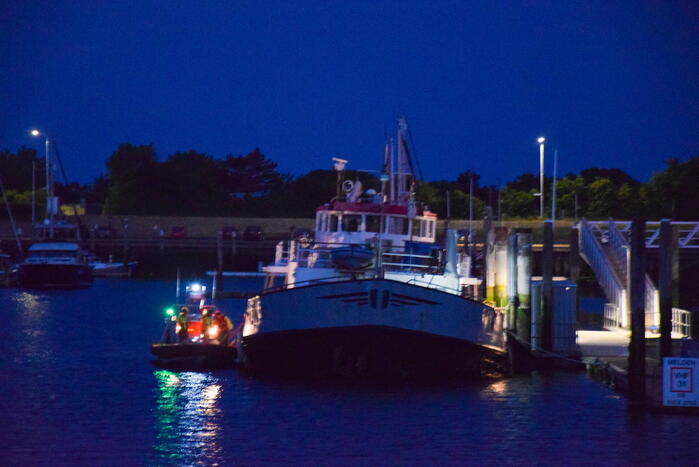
[2,1,697,186]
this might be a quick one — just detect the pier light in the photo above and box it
[537,136,546,218]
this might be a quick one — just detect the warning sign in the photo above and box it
[663,358,699,407]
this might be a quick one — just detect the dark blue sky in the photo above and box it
[2,1,697,186]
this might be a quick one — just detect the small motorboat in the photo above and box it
[330,245,374,270]
[90,257,138,278]
[151,282,238,368]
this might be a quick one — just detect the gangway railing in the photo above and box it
[586,220,699,249]
[579,219,627,328]
[672,308,693,338]
[606,220,660,329]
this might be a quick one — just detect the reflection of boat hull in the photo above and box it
[241,279,505,379]
[19,264,93,288]
[150,343,237,367]
[241,326,505,379]
[330,246,374,270]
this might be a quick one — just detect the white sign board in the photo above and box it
[663,358,699,407]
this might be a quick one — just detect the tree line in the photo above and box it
[1,143,697,221]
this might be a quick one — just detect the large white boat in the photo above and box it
[239,117,506,378]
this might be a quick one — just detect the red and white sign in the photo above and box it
[663,358,699,407]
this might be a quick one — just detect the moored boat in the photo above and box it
[239,116,506,379]
[151,283,238,368]
[19,242,93,288]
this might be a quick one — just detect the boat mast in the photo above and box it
[44,136,54,239]
[0,172,23,255]
[31,161,36,227]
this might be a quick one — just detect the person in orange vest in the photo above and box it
[213,310,234,345]
[200,308,214,342]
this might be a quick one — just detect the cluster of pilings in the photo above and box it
[483,212,580,367]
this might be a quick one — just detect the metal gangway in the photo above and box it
[579,219,696,337]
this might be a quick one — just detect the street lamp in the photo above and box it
[30,128,54,238]
[537,136,545,218]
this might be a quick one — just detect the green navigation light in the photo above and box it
[165,308,175,316]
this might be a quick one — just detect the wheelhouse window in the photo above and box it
[341,214,361,232]
[316,213,323,232]
[411,219,421,237]
[329,214,339,232]
[387,216,408,235]
[365,215,381,232]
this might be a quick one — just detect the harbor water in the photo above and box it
[2,279,698,465]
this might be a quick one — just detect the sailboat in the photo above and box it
[18,132,93,288]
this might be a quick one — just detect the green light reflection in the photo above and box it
[153,370,224,465]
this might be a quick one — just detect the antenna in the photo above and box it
[332,157,348,200]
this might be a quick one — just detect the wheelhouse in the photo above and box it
[314,202,437,247]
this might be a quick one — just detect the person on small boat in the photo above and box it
[176,308,189,343]
[200,308,214,341]
[213,310,234,345]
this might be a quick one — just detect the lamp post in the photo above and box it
[30,129,54,239]
[537,136,545,218]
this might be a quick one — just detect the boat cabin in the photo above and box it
[24,242,89,265]
[314,201,437,247]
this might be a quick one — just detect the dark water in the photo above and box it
[2,279,698,466]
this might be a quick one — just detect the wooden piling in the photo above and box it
[659,219,673,360]
[541,220,554,351]
[629,218,646,405]
[482,206,493,299]
[568,225,580,282]
[231,232,237,266]
[516,229,532,344]
[122,221,129,258]
[506,230,518,333]
[215,230,224,293]
[494,227,509,307]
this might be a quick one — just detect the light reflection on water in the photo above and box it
[12,291,51,364]
[153,370,224,465]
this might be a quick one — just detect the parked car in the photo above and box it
[169,226,187,239]
[243,225,264,241]
[94,225,116,239]
[221,226,238,240]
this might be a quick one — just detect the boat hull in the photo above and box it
[150,343,237,368]
[19,264,93,288]
[241,325,505,379]
[241,279,505,379]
